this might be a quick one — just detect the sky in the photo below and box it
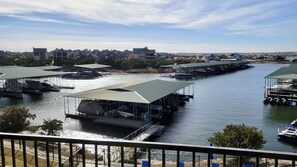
[0,0,296,53]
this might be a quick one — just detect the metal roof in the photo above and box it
[266,74,297,80]
[0,66,68,80]
[74,64,111,69]
[265,66,297,78]
[161,61,249,68]
[65,79,193,104]
[34,66,62,71]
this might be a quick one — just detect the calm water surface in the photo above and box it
[0,64,296,152]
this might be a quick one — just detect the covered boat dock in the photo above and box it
[264,64,297,105]
[161,61,251,79]
[64,79,194,129]
[0,66,70,98]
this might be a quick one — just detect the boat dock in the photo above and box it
[161,61,252,80]
[64,79,193,140]
[264,64,297,105]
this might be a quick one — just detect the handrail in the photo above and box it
[0,132,296,160]
[0,133,297,167]
[123,122,153,140]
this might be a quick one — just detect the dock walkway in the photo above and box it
[124,122,165,141]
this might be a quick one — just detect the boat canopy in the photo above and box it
[65,79,193,104]
[0,66,68,80]
[74,64,110,69]
[265,66,297,79]
[160,61,249,68]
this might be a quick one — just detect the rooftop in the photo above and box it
[161,61,249,68]
[74,64,111,69]
[66,79,193,104]
[265,65,297,79]
[0,66,68,80]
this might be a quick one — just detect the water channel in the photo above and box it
[0,64,296,153]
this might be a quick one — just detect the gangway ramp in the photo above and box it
[124,122,165,141]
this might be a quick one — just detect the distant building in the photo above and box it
[157,52,172,59]
[132,47,157,62]
[230,53,243,60]
[0,50,8,58]
[53,48,68,60]
[33,47,47,61]
[203,54,220,62]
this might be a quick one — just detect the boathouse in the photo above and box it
[64,79,194,128]
[264,64,297,104]
[0,66,69,98]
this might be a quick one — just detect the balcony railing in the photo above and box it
[0,132,296,167]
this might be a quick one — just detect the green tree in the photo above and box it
[207,124,266,149]
[0,106,36,132]
[40,119,63,136]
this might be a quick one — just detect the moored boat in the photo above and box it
[278,119,297,143]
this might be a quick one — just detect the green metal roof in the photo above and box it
[35,65,62,71]
[161,61,249,68]
[74,64,111,69]
[266,74,297,80]
[265,66,297,78]
[0,66,68,80]
[65,79,193,104]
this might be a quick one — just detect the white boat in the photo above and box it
[278,119,297,143]
[174,72,193,79]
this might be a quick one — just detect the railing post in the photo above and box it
[148,148,151,167]
[69,143,73,167]
[177,150,180,167]
[34,140,38,167]
[192,152,195,167]
[108,145,111,167]
[22,140,27,167]
[121,146,124,167]
[58,142,62,166]
[11,139,16,167]
[223,154,226,167]
[162,149,166,167]
[82,144,86,167]
[46,142,50,167]
[292,159,295,167]
[1,139,5,167]
[95,145,98,167]
[134,147,137,167]
[275,158,278,167]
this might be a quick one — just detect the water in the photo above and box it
[0,64,296,152]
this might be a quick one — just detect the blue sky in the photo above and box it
[0,0,296,53]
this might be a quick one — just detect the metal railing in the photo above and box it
[0,132,296,167]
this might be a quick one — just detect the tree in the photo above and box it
[0,106,36,132]
[207,124,266,149]
[40,119,63,136]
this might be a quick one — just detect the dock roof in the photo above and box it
[34,65,62,71]
[0,66,68,80]
[161,61,249,68]
[66,79,193,104]
[265,66,297,79]
[74,64,111,69]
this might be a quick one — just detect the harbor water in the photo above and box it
[0,64,296,153]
